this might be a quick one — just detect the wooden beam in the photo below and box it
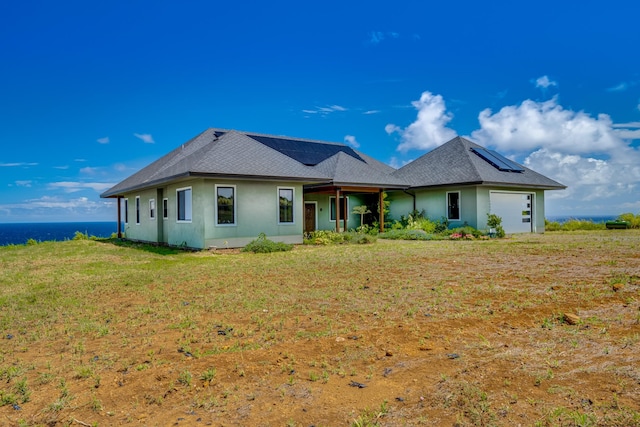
[379,190,384,233]
[335,188,341,232]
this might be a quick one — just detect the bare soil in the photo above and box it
[1,232,639,426]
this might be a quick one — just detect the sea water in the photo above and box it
[0,222,122,246]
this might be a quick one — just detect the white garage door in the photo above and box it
[490,192,533,233]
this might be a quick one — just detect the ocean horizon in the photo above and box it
[0,222,123,246]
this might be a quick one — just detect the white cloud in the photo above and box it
[344,135,360,148]
[386,91,457,152]
[607,82,628,92]
[471,97,623,154]
[97,137,110,144]
[535,75,557,89]
[0,162,38,167]
[607,80,638,92]
[134,133,155,144]
[389,90,640,215]
[0,196,113,220]
[302,105,348,116]
[48,181,115,193]
[15,180,32,187]
[367,31,401,45]
[363,110,380,115]
[80,167,99,175]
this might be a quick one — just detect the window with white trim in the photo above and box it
[124,199,129,224]
[216,185,236,225]
[177,187,192,222]
[135,196,140,224]
[447,191,460,221]
[162,198,168,219]
[278,187,294,224]
[149,199,156,220]
[330,196,349,221]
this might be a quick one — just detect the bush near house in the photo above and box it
[242,233,294,253]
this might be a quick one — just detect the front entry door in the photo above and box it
[304,202,316,233]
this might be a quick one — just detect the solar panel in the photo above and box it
[248,135,364,166]
[471,147,524,172]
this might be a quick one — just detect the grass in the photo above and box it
[0,232,639,425]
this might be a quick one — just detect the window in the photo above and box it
[135,196,140,224]
[447,192,460,220]
[330,196,349,221]
[216,185,236,225]
[149,199,156,220]
[162,198,168,219]
[177,187,192,222]
[278,188,294,224]
[124,199,129,224]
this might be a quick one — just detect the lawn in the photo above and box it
[1,231,639,426]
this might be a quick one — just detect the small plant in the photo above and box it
[178,370,193,387]
[200,367,217,383]
[242,233,293,253]
[486,214,505,238]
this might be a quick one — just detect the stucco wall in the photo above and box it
[122,188,159,242]
[303,193,364,231]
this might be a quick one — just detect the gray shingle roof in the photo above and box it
[101,128,404,197]
[393,136,566,190]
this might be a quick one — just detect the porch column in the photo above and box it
[379,190,384,232]
[335,188,341,232]
[117,197,122,238]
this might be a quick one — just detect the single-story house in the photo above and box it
[100,129,565,248]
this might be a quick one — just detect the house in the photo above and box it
[100,129,565,248]
[389,136,566,233]
[100,128,407,249]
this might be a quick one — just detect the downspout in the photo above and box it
[403,189,416,212]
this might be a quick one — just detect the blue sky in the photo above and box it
[1,0,639,223]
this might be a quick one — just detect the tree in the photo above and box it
[352,205,371,227]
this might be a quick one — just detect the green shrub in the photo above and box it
[545,218,607,231]
[545,219,562,231]
[242,233,293,253]
[486,214,505,238]
[304,230,376,245]
[26,238,38,246]
[379,229,434,240]
[73,231,89,240]
[617,213,640,229]
[562,219,605,231]
[343,232,377,244]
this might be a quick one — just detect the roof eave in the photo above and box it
[100,172,330,198]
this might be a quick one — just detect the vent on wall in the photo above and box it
[471,147,525,172]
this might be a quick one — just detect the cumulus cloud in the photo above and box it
[134,133,155,144]
[386,91,457,152]
[344,135,360,148]
[15,180,32,187]
[389,89,640,214]
[471,97,621,155]
[535,75,557,89]
[97,137,110,144]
